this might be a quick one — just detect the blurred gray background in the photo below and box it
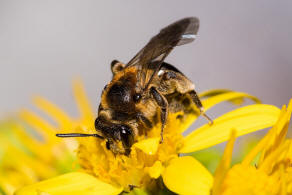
[0,0,292,120]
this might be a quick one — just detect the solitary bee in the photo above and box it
[57,17,212,155]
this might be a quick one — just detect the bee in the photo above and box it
[57,17,212,155]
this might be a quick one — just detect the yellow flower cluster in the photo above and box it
[213,100,292,195]
[0,80,288,195]
[0,111,76,194]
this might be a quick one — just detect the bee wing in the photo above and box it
[126,17,199,90]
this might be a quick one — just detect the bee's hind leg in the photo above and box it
[189,90,213,125]
[150,87,168,143]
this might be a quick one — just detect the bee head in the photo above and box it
[95,117,134,155]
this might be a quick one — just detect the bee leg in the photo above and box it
[106,139,111,150]
[150,87,168,143]
[136,113,153,137]
[189,90,213,124]
[137,113,153,129]
[129,185,137,191]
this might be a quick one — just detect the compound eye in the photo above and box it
[133,93,142,103]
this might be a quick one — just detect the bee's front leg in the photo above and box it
[136,113,153,137]
[150,87,168,143]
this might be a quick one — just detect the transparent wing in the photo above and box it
[126,17,199,90]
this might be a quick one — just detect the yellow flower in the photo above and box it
[0,118,77,194]
[212,99,292,195]
[8,80,281,195]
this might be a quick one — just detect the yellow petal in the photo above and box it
[279,164,287,195]
[241,127,273,166]
[147,161,163,179]
[181,104,280,153]
[200,89,234,98]
[1,145,57,179]
[162,156,213,195]
[212,130,236,195]
[180,90,260,134]
[13,125,52,162]
[15,172,123,195]
[258,140,291,173]
[202,91,260,111]
[133,137,160,155]
[33,96,72,129]
[73,79,94,125]
[242,104,289,165]
[19,109,58,143]
[259,101,292,165]
[200,89,260,107]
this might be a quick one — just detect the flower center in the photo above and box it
[77,112,185,191]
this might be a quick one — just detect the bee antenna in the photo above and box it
[56,133,104,139]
